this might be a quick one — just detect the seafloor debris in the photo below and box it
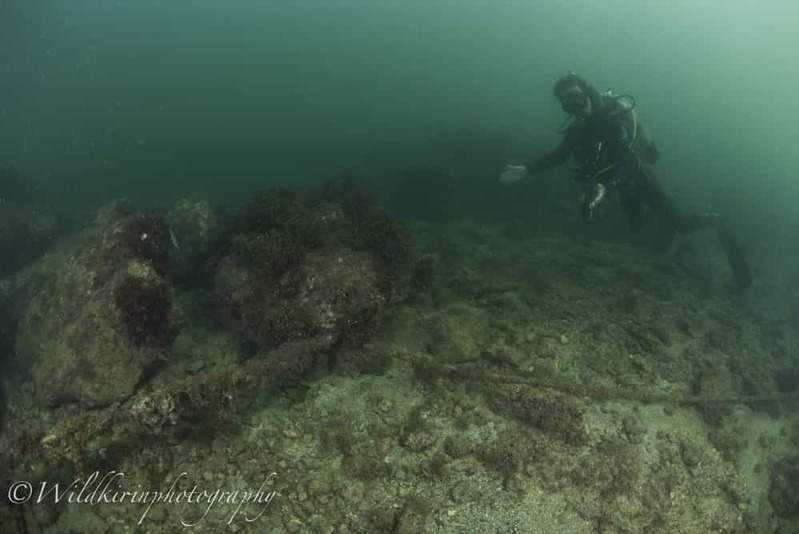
[1,183,798,532]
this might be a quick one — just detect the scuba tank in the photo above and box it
[600,89,636,117]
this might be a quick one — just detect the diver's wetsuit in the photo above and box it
[526,94,712,247]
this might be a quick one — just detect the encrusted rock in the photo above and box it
[213,178,413,354]
[166,195,219,283]
[12,203,175,408]
[216,248,385,349]
[130,390,191,434]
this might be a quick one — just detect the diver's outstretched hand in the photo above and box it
[499,164,528,184]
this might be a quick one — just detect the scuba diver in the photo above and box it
[500,72,752,289]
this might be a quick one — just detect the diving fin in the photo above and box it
[716,221,752,289]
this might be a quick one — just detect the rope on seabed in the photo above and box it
[417,359,799,407]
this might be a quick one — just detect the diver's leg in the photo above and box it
[716,220,752,288]
[641,168,715,235]
[618,184,644,232]
[635,168,678,248]
[641,168,751,288]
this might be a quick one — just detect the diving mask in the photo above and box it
[560,87,588,114]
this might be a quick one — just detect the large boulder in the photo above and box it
[166,194,220,285]
[213,176,414,353]
[216,247,385,350]
[12,201,175,408]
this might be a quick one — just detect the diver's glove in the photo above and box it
[580,182,607,223]
[499,164,528,184]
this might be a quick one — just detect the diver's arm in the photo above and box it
[526,129,574,174]
[499,128,574,184]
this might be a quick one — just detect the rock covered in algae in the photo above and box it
[217,248,385,349]
[11,201,175,408]
[166,194,220,284]
[213,176,414,352]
